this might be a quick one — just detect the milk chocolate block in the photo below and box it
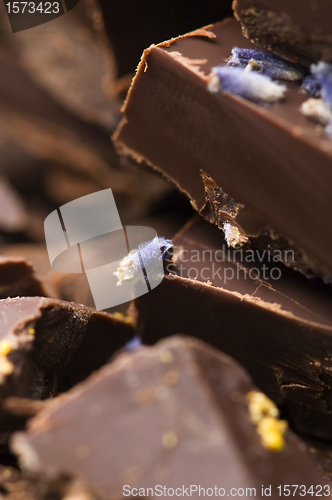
[134,217,332,439]
[114,19,332,279]
[0,257,47,299]
[233,0,332,66]
[0,297,134,435]
[12,336,326,499]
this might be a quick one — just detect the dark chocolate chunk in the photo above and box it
[12,336,326,499]
[134,217,332,439]
[233,0,332,66]
[0,257,47,299]
[0,296,134,436]
[114,19,332,279]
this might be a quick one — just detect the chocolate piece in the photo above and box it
[4,4,119,130]
[233,0,332,66]
[114,19,332,279]
[12,336,326,499]
[0,31,171,234]
[0,257,47,299]
[0,296,134,435]
[134,216,332,439]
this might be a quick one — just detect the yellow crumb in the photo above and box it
[159,350,173,364]
[2,469,11,479]
[247,391,287,452]
[113,312,125,321]
[162,431,178,449]
[257,417,288,452]
[247,391,279,424]
[0,340,13,356]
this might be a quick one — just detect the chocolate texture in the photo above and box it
[233,0,332,66]
[0,257,47,299]
[114,19,332,279]
[135,216,332,439]
[12,336,326,499]
[0,296,134,435]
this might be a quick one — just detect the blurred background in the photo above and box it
[0,0,233,305]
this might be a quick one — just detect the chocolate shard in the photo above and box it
[0,296,134,436]
[114,19,332,280]
[0,257,47,299]
[134,216,332,440]
[11,336,326,499]
[233,0,332,66]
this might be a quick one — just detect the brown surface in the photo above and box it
[0,296,134,436]
[114,19,332,279]
[12,336,326,499]
[233,0,332,65]
[135,217,332,440]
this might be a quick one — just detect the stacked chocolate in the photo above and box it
[0,0,332,498]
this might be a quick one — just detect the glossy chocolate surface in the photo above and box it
[12,337,325,499]
[114,19,332,278]
[0,297,134,435]
[135,217,332,439]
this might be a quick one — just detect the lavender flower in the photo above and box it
[302,74,322,98]
[301,62,332,138]
[114,236,173,286]
[208,66,286,104]
[310,62,332,109]
[228,47,307,81]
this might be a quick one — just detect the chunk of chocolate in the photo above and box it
[11,336,326,499]
[0,257,47,299]
[0,296,134,436]
[134,217,332,439]
[233,0,332,66]
[114,19,332,279]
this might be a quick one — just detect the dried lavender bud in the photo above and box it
[114,237,173,285]
[302,74,322,98]
[310,62,332,109]
[301,62,332,139]
[227,47,307,81]
[208,66,286,104]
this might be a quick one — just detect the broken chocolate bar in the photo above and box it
[12,336,327,499]
[134,217,332,440]
[233,0,332,66]
[114,19,332,279]
[0,296,134,436]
